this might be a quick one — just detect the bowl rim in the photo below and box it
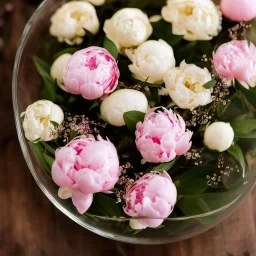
[12,0,256,241]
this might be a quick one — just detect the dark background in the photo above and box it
[0,0,256,255]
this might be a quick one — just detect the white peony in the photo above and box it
[204,122,234,152]
[103,8,153,54]
[81,0,105,6]
[100,89,149,126]
[164,61,213,110]
[50,53,72,91]
[129,219,147,230]
[21,100,64,142]
[125,40,176,84]
[162,0,222,41]
[50,1,100,45]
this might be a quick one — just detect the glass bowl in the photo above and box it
[13,0,256,244]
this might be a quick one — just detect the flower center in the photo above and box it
[184,80,200,92]
[181,6,194,16]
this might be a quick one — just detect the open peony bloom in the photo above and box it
[52,136,120,214]
[213,40,256,89]
[124,172,177,229]
[125,40,176,84]
[21,100,64,142]
[103,8,153,54]
[63,47,120,100]
[162,0,222,41]
[136,107,193,163]
[220,0,256,22]
[164,61,213,110]
[50,53,72,91]
[50,1,100,45]
[84,0,106,6]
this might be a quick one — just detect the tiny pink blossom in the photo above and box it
[52,136,120,214]
[63,47,120,100]
[220,0,256,22]
[135,107,193,163]
[213,40,256,88]
[124,172,177,228]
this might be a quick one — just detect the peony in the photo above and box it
[21,100,64,142]
[135,107,193,163]
[50,1,100,45]
[162,0,222,41]
[213,40,256,89]
[204,122,234,152]
[63,47,120,100]
[220,0,256,22]
[50,53,72,91]
[52,137,120,214]
[82,0,106,6]
[103,8,153,54]
[124,172,177,229]
[164,61,213,110]
[100,89,149,127]
[125,40,176,84]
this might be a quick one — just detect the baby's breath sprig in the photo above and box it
[228,21,251,40]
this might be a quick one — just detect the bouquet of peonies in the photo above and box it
[21,0,256,232]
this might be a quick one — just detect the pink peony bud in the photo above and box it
[124,172,177,228]
[213,40,256,88]
[220,0,256,22]
[135,107,193,163]
[52,136,120,214]
[63,46,120,100]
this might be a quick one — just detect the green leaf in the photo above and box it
[29,142,51,174]
[227,143,246,177]
[236,80,256,108]
[123,111,146,132]
[33,56,56,102]
[151,19,183,47]
[203,79,216,89]
[152,159,176,172]
[41,142,56,156]
[43,152,55,170]
[50,121,59,127]
[32,138,41,143]
[92,194,124,217]
[103,37,118,60]
[89,100,100,110]
[230,119,256,138]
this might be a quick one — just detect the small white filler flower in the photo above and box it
[21,100,64,142]
[50,54,72,91]
[204,122,234,152]
[100,89,149,127]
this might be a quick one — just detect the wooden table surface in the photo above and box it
[0,0,255,255]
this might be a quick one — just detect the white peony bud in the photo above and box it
[129,219,147,230]
[125,40,176,84]
[164,61,213,110]
[50,54,72,91]
[100,89,149,126]
[50,1,100,45]
[21,100,64,142]
[81,0,105,6]
[162,0,222,41]
[204,122,234,152]
[103,8,153,54]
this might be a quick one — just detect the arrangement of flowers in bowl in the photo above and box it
[13,0,256,244]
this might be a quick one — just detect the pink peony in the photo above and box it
[135,107,193,163]
[63,46,120,100]
[213,40,256,88]
[220,0,256,21]
[124,172,177,228]
[52,136,120,213]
